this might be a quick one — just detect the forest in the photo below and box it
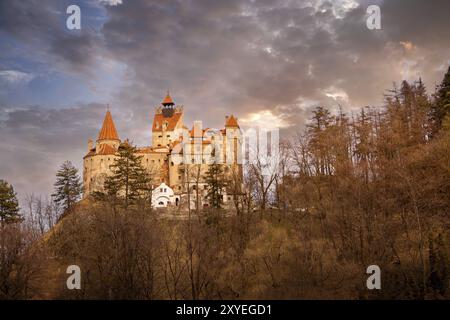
[0,68,449,300]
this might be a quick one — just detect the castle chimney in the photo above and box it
[88,139,93,151]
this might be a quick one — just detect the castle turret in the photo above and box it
[83,109,120,198]
[152,92,184,147]
[224,115,241,164]
[96,110,120,151]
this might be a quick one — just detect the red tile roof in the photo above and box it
[225,115,239,128]
[96,144,117,155]
[98,111,119,140]
[152,112,182,132]
[162,93,174,106]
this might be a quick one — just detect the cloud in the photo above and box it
[98,0,123,6]
[0,103,107,202]
[1,0,450,202]
[0,70,34,84]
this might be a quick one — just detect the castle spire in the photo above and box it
[162,91,175,106]
[225,114,239,128]
[98,110,119,141]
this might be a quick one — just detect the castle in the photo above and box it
[83,93,243,209]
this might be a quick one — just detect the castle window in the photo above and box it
[158,135,162,138]
[167,135,170,138]
[171,162,174,166]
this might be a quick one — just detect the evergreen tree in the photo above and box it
[431,66,450,134]
[104,141,151,207]
[0,179,21,224]
[52,161,82,212]
[204,163,226,209]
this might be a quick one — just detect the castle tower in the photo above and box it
[96,110,120,151]
[224,115,241,164]
[83,109,121,197]
[152,92,184,147]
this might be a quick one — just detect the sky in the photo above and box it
[1,0,450,203]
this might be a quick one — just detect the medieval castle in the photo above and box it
[83,93,243,209]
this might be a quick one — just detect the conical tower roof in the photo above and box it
[162,92,175,106]
[98,110,119,141]
[225,115,239,128]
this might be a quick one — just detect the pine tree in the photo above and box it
[204,163,226,209]
[104,141,151,207]
[431,66,450,134]
[52,161,82,212]
[0,179,21,224]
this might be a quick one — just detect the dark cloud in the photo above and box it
[0,0,100,72]
[0,103,106,201]
[99,0,450,129]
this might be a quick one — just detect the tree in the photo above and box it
[52,161,82,212]
[0,180,20,224]
[204,163,226,209]
[104,141,151,207]
[431,66,450,134]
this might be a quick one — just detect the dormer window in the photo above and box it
[163,121,168,130]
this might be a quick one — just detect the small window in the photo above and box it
[160,188,163,192]
[158,201,164,205]
[167,135,170,138]
[171,162,174,166]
